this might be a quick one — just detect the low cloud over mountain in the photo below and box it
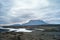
[0,0,60,26]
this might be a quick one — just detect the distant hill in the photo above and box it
[10,20,46,26]
[10,24,21,26]
[23,20,46,25]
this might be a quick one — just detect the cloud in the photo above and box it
[0,0,60,26]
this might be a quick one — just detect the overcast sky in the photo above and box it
[0,0,60,25]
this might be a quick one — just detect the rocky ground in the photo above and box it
[0,24,60,40]
[0,31,59,40]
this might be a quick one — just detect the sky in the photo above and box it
[0,0,60,26]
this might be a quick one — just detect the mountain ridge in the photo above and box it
[11,20,46,26]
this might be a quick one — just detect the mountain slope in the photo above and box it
[10,24,21,26]
[10,20,46,26]
[23,20,46,25]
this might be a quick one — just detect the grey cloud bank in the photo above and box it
[0,0,60,26]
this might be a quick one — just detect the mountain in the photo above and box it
[10,24,21,26]
[23,20,46,25]
[10,20,46,26]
